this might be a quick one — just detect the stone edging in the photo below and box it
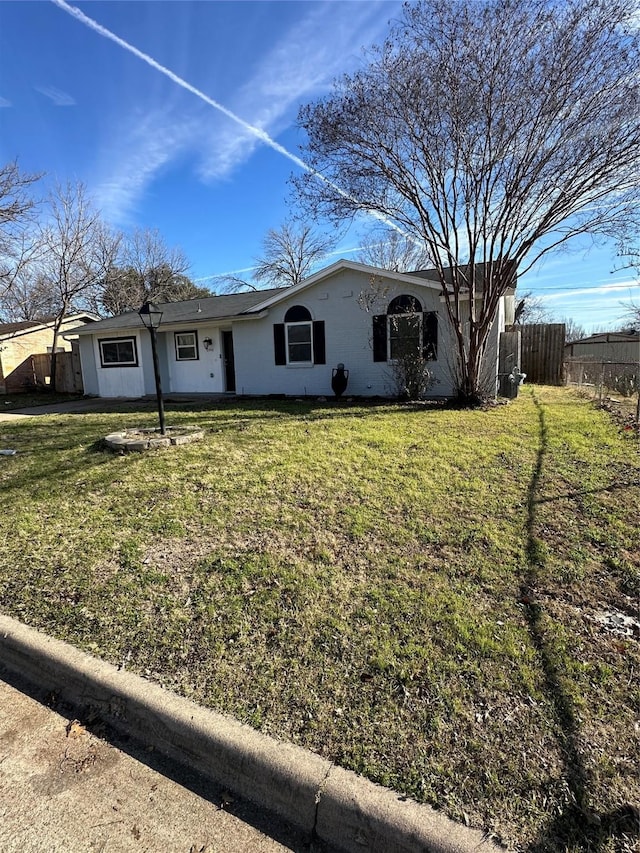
[104,426,205,452]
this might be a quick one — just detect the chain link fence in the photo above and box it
[564,358,639,431]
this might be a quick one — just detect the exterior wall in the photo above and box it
[85,325,227,397]
[0,326,67,379]
[162,325,225,394]
[232,268,459,398]
[92,332,145,398]
[565,337,640,364]
[0,318,90,393]
[481,296,505,396]
[78,337,99,395]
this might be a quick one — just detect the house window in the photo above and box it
[388,295,422,360]
[99,337,138,368]
[273,308,326,366]
[285,306,312,364]
[175,331,199,361]
[372,296,438,363]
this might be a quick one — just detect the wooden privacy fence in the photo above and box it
[55,346,83,393]
[507,323,566,385]
[4,347,83,394]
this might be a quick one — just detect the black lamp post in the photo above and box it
[138,301,166,435]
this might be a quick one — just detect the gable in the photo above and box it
[248,260,443,314]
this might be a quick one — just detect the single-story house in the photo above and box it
[66,260,515,400]
[0,314,97,394]
[565,331,640,364]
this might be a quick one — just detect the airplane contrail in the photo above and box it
[50,0,406,237]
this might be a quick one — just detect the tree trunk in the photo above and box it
[49,313,65,393]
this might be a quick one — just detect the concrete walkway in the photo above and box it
[0,397,149,422]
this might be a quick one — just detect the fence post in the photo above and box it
[599,366,604,402]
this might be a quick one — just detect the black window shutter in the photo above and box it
[373,315,387,362]
[313,321,326,365]
[423,312,438,360]
[274,323,286,365]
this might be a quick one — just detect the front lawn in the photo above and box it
[0,387,638,851]
[0,391,84,411]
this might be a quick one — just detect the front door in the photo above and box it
[221,330,236,392]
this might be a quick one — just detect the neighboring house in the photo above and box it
[67,260,515,400]
[0,314,97,394]
[565,331,640,364]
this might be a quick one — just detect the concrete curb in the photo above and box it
[0,615,501,853]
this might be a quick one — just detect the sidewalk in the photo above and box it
[0,397,149,422]
[0,615,501,853]
[0,672,320,853]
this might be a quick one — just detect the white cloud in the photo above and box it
[0,96,11,108]
[35,85,76,106]
[540,279,640,302]
[94,110,196,224]
[195,265,257,282]
[53,0,401,230]
[196,2,397,181]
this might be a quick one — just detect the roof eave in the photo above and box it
[247,260,444,313]
[66,309,271,337]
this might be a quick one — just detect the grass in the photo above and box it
[0,387,638,851]
[0,390,84,410]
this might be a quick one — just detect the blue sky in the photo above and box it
[1,0,638,331]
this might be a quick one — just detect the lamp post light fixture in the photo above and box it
[138,301,166,436]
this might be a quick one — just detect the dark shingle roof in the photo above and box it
[68,288,289,336]
[0,319,42,335]
[0,314,96,338]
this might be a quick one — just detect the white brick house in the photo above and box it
[67,261,513,400]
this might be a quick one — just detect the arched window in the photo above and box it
[273,305,326,367]
[284,305,312,323]
[387,295,423,360]
[388,295,422,315]
[372,295,438,363]
[284,305,313,363]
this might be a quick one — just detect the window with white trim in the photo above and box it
[285,306,312,364]
[175,331,199,361]
[99,337,138,368]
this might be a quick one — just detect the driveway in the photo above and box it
[0,397,149,422]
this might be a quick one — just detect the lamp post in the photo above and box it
[138,301,166,436]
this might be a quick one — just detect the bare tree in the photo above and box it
[0,161,42,294]
[212,274,258,294]
[562,317,588,343]
[214,221,336,293]
[620,300,640,329]
[37,181,120,389]
[0,266,58,322]
[357,227,431,272]
[295,0,640,402]
[254,221,335,288]
[514,291,553,325]
[611,246,640,329]
[99,228,208,315]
